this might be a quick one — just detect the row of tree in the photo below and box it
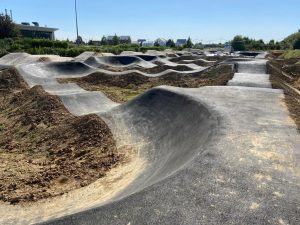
[164,37,193,48]
[89,36,194,48]
[1,13,299,51]
[231,34,300,51]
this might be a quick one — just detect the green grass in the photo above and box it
[93,85,150,102]
[279,50,300,60]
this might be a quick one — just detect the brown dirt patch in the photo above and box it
[267,61,300,131]
[0,67,28,92]
[0,69,123,204]
[59,64,234,103]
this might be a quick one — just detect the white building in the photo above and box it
[16,22,58,40]
[155,38,167,46]
[176,39,187,46]
[142,41,154,47]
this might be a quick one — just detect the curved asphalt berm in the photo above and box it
[41,86,299,225]
[0,53,299,225]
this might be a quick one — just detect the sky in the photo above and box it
[1,0,299,43]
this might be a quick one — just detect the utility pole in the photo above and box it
[75,0,79,47]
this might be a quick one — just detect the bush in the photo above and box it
[293,38,300,50]
[231,35,246,51]
[0,37,169,58]
[279,50,300,60]
[27,39,68,49]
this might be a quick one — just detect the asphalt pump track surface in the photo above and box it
[0,52,299,225]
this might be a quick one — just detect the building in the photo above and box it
[155,38,167,46]
[89,40,101,45]
[142,41,154,47]
[137,39,147,46]
[119,36,131,44]
[106,36,114,44]
[224,42,232,52]
[107,35,131,44]
[176,39,187,46]
[16,22,58,40]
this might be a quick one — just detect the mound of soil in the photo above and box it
[267,60,300,90]
[0,69,122,204]
[269,59,300,76]
[59,64,234,103]
[0,68,28,92]
[267,61,300,131]
[80,72,150,88]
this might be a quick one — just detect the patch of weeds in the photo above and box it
[27,148,35,156]
[0,123,5,132]
[126,83,137,89]
[13,127,27,140]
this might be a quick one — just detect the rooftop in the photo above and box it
[16,23,58,32]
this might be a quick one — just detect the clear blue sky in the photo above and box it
[1,0,299,43]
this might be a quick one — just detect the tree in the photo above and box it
[112,34,119,45]
[186,37,193,48]
[166,39,175,47]
[154,41,160,47]
[231,35,246,51]
[100,36,107,45]
[0,14,19,39]
[275,41,281,50]
[268,39,275,50]
[293,38,300,49]
[194,42,204,49]
[76,36,84,45]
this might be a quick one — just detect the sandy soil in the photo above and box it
[0,68,123,204]
[267,59,300,131]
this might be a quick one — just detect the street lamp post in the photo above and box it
[75,0,79,47]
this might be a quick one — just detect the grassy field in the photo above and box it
[279,50,300,60]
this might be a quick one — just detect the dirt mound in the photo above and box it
[0,70,122,204]
[267,51,284,59]
[141,64,193,73]
[0,68,28,92]
[268,59,300,90]
[60,65,234,103]
[283,64,300,76]
[80,72,150,88]
[9,86,66,126]
[267,60,300,131]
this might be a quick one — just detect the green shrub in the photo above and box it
[293,38,300,50]
[279,50,300,59]
[0,38,170,57]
